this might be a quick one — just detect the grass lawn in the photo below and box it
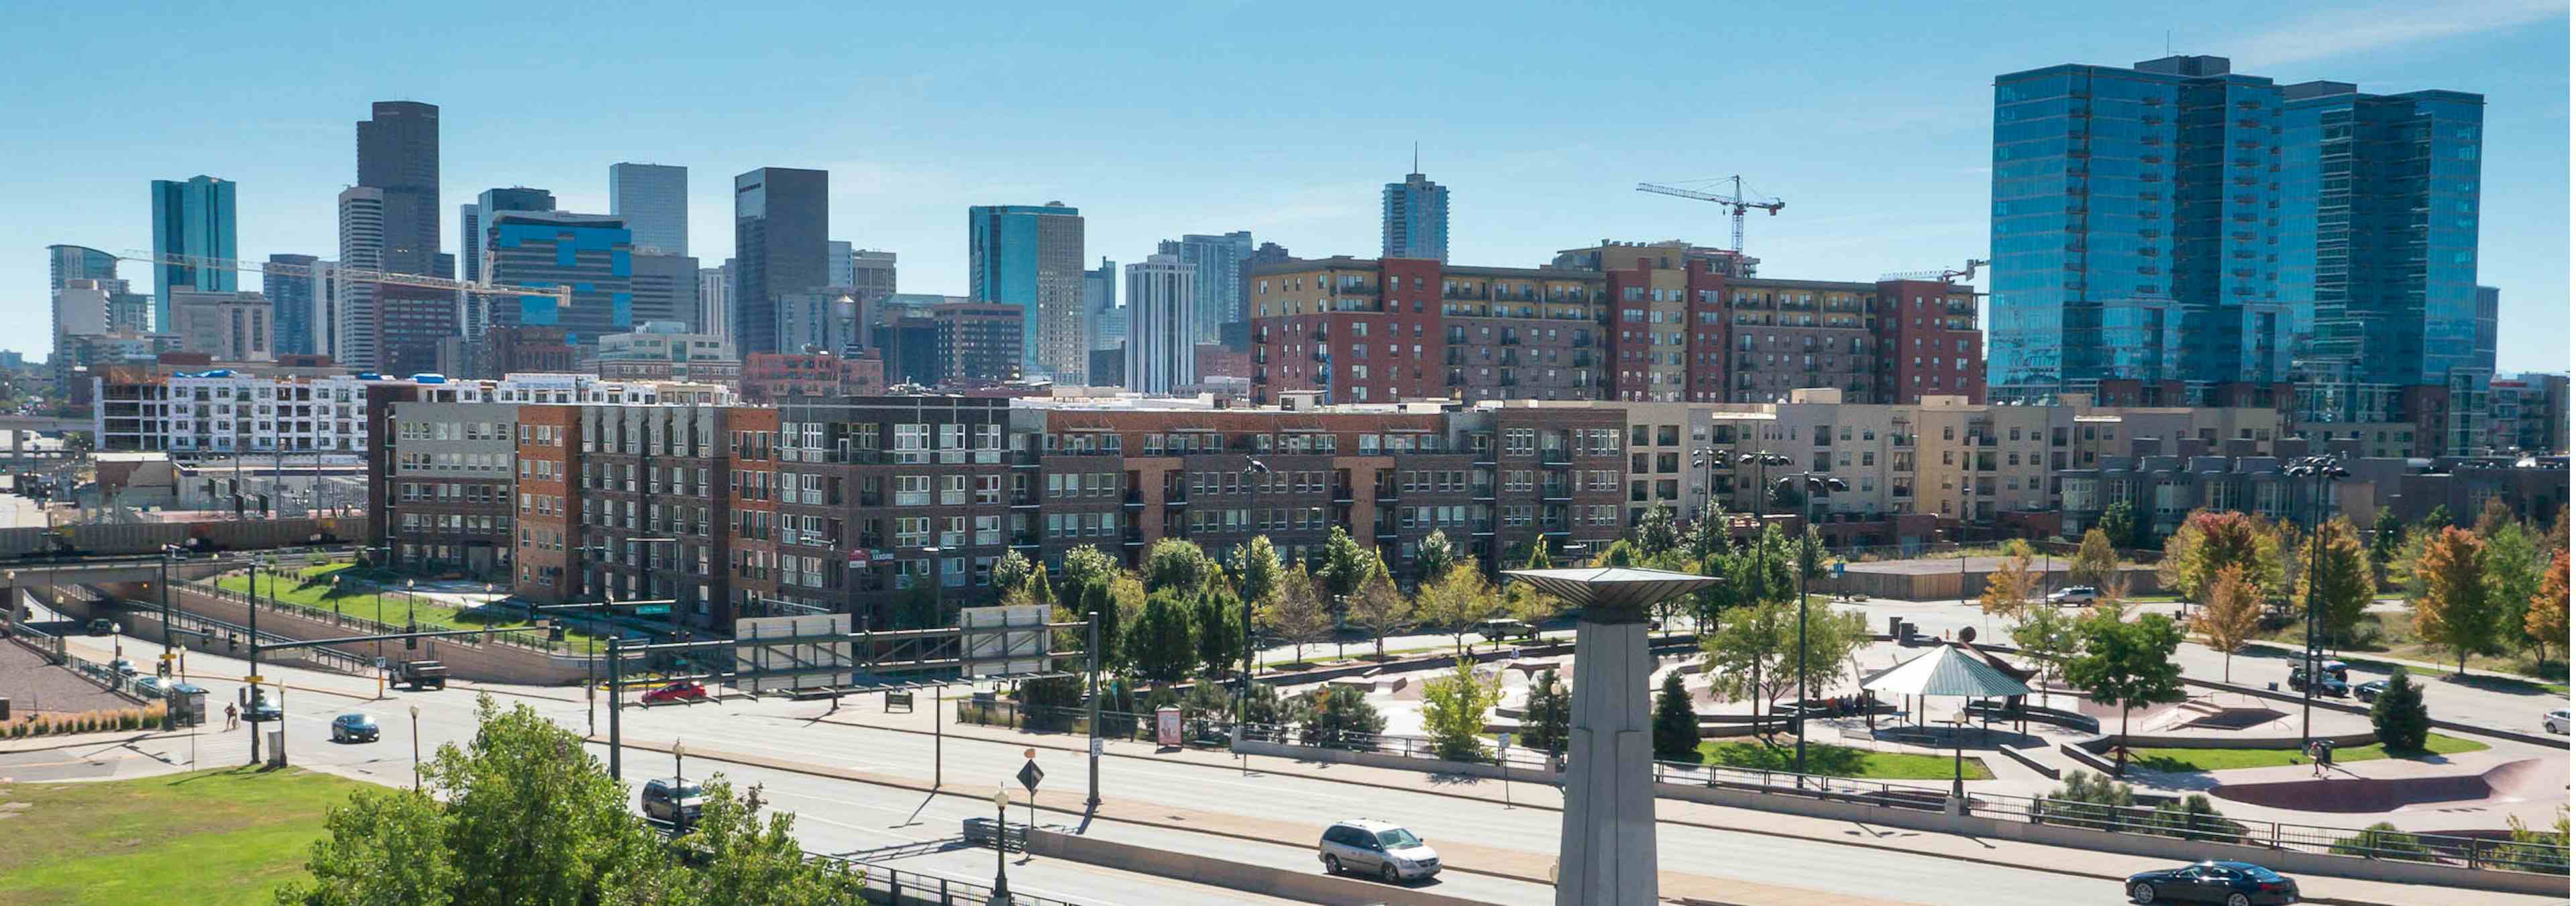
[214,562,609,654]
[1695,738,1995,781]
[2253,611,2569,685]
[0,766,368,905]
[2124,732,2489,774]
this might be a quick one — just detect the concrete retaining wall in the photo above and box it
[1650,781,2567,897]
[0,518,366,557]
[101,584,599,685]
[1998,746,2060,780]
[2184,676,2569,750]
[1819,563,2165,603]
[1026,827,1495,906]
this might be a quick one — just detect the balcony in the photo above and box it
[1331,485,1354,503]
[1375,487,1399,503]
[1123,490,1144,507]
[1540,450,1572,466]
[1540,485,1573,501]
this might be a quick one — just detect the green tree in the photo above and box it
[2481,522,2546,662]
[2010,605,2083,707]
[2063,611,2187,774]
[1415,562,1501,656]
[2148,794,2245,843]
[674,779,867,904]
[889,581,941,629]
[1145,538,1220,595]
[1421,658,1503,762]
[2369,506,2407,585]
[2414,526,2499,674]
[1652,671,1701,762]
[1786,607,1870,711]
[2098,499,2141,550]
[1073,578,1124,670]
[1415,528,1458,580]
[1684,499,1731,562]
[1701,597,1792,721]
[428,697,678,905]
[1346,556,1415,660]
[1318,526,1374,609]
[2038,770,2139,833]
[1057,544,1120,599]
[2296,516,2376,648]
[2071,527,2120,591]
[1126,589,1199,683]
[991,550,1033,601]
[1633,503,1680,560]
[2169,510,2284,607]
[1521,668,1571,757]
[2332,823,2437,862]
[2474,496,2520,538]
[1301,685,1386,748]
[274,789,460,905]
[2421,505,2453,532]
[1193,587,1246,680]
[2369,666,2431,752]
[1024,562,1056,607]
[2191,565,2263,682]
[1525,536,1554,570]
[1258,564,1333,666]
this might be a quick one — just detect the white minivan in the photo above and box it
[1319,819,1441,883]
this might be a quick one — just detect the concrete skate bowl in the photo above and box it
[2210,758,2553,814]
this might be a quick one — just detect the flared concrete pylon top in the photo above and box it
[1503,566,1719,622]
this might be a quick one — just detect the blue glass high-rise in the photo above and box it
[150,175,238,332]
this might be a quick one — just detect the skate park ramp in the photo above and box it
[2210,758,2552,813]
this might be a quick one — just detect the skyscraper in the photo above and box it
[1124,253,1195,394]
[485,211,634,344]
[460,187,555,283]
[1083,256,1120,352]
[46,244,118,293]
[826,240,856,287]
[851,250,898,306]
[1382,170,1449,262]
[1157,231,1254,346]
[733,167,830,356]
[335,186,386,367]
[698,262,733,343]
[629,252,700,330]
[356,101,441,277]
[150,175,238,331]
[968,202,1085,383]
[610,163,688,256]
[266,254,321,356]
[1988,55,2480,419]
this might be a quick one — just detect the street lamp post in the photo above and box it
[989,788,1014,905]
[1778,471,1846,781]
[247,554,265,766]
[409,705,421,791]
[2286,454,2349,749]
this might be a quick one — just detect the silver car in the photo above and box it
[1318,819,1440,883]
[2546,709,2569,735]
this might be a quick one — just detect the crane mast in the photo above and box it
[1635,177,1786,253]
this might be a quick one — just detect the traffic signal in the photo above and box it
[544,619,565,642]
[226,633,238,651]
[405,622,419,651]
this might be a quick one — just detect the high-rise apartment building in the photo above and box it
[609,163,688,255]
[1083,257,1121,352]
[827,240,855,287]
[168,291,274,361]
[356,101,441,278]
[266,254,321,356]
[698,263,733,345]
[335,187,386,368]
[851,249,898,306]
[733,168,830,356]
[46,244,118,293]
[967,203,1085,384]
[1124,254,1196,395]
[460,186,554,283]
[484,211,634,344]
[1382,171,1449,262]
[1157,231,1254,346]
[150,175,238,331]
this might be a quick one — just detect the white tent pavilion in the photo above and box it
[1862,644,2033,801]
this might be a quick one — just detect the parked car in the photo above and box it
[641,777,704,827]
[643,682,708,705]
[87,618,114,636]
[132,676,168,699]
[1318,819,1441,884]
[109,658,138,677]
[2546,709,2569,735]
[2125,860,2299,905]
[1473,619,1540,643]
[329,713,380,743]
[2290,662,2350,697]
[245,698,282,723]
[2045,585,2099,605]
[2354,679,2388,702]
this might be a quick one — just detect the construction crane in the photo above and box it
[1878,258,1988,283]
[1635,177,1785,254]
[116,251,571,305]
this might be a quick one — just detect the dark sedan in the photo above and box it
[2126,861,2299,905]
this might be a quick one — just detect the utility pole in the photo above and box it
[247,556,262,766]
[1087,608,1103,810]
[607,636,624,782]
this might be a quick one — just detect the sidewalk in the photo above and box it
[770,699,2560,906]
[2241,638,2563,687]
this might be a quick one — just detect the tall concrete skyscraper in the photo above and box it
[266,254,322,356]
[1382,168,1448,262]
[1989,56,2480,431]
[968,202,1085,383]
[698,262,733,342]
[335,187,386,367]
[611,162,689,255]
[851,249,898,306]
[1124,253,1195,394]
[827,240,855,287]
[1083,256,1120,352]
[460,187,555,283]
[150,175,238,331]
[1157,231,1254,346]
[356,101,441,277]
[733,168,830,356]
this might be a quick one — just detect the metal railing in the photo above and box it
[151,605,374,675]
[804,852,1088,906]
[184,578,615,659]
[4,615,65,664]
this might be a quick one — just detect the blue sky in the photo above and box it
[7,0,2567,370]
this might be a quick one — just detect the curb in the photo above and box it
[650,717,2428,906]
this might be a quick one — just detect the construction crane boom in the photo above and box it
[1636,177,1785,253]
[117,251,570,303]
[1878,258,1988,284]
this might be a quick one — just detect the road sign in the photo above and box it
[1089,737,1104,756]
[633,605,671,615]
[1495,732,1513,750]
[1017,759,1044,793]
[244,674,265,685]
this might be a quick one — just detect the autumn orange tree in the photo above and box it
[2192,565,2263,682]
[2413,527,2500,674]
[2529,550,2569,669]
[2169,510,2284,608]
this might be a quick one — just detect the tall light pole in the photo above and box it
[988,787,1014,905]
[1779,471,1845,781]
[409,705,421,791]
[2286,454,2348,748]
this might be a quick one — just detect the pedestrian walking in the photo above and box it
[224,702,238,731]
[2318,740,2335,775]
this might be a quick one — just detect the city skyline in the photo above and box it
[3,1,2564,371]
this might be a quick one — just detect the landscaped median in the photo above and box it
[2125,733,2488,774]
[0,766,365,905]
[208,561,615,654]
[1696,738,1995,781]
